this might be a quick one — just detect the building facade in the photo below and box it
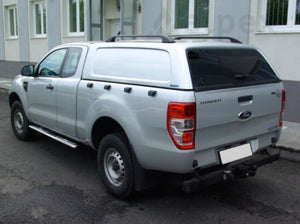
[0,0,299,82]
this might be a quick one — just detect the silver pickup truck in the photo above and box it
[9,36,284,199]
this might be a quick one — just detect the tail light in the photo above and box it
[167,102,196,150]
[279,90,286,127]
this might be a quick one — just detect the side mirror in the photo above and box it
[21,65,35,76]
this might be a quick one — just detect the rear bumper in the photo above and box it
[183,149,280,193]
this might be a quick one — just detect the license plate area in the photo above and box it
[219,143,253,165]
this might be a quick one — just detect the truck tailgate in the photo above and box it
[194,83,283,151]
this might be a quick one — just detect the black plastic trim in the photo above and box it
[81,79,194,92]
[148,90,157,97]
[238,95,253,103]
[106,35,175,43]
[86,83,93,88]
[183,150,280,193]
[104,85,111,90]
[174,36,242,44]
[193,80,282,92]
[124,87,132,93]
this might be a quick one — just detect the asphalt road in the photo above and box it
[0,93,300,224]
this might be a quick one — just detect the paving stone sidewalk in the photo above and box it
[277,121,300,162]
[0,78,12,94]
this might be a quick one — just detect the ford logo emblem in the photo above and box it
[238,111,252,120]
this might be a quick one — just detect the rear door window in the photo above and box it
[61,47,82,78]
[187,48,280,91]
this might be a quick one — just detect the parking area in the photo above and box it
[0,93,300,224]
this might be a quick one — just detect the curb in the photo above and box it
[277,146,300,163]
[0,79,11,94]
[0,87,9,94]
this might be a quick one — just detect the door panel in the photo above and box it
[56,47,87,138]
[28,48,67,130]
[56,78,80,137]
[90,0,102,41]
[120,0,136,35]
[28,77,58,129]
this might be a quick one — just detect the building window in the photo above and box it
[7,6,18,38]
[34,1,47,37]
[261,0,300,32]
[172,0,209,34]
[68,0,84,35]
[266,0,288,26]
[296,0,300,24]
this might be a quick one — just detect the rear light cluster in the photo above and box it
[167,103,196,150]
[279,89,286,127]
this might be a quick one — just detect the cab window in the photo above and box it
[38,49,67,77]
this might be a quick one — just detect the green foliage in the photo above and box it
[80,0,84,32]
[296,0,300,24]
[175,0,189,29]
[266,0,288,25]
[194,0,209,28]
[174,0,209,29]
[69,0,84,32]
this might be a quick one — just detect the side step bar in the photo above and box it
[29,125,78,149]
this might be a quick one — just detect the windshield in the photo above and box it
[187,48,281,91]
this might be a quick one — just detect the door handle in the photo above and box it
[46,84,54,90]
[238,95,253,103]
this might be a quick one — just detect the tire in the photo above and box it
[10,101,33,141]
[98,133,134,199]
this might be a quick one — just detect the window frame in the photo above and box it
[67,0,85,37]
[259,0,300,33]
[61,47,83,78]
[7,5,18,39]
[171,0,209,35]
[33,1,47,38]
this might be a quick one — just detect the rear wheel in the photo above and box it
[98,133,134,199]
[11,101,33,141]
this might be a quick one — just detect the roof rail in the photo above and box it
[106,35,175,43]
[173,36,243,44]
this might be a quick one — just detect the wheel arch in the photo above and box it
[9,92,21,107]
[91,116,128,150]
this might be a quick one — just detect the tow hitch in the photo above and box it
[183,150,280,193]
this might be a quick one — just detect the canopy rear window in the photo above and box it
[187,48,280,91]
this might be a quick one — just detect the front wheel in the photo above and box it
[98,133,134,199]
[10,101,33,141]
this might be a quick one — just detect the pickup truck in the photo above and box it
[9,35,284,199]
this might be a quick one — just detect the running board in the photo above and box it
[29,125,78,149]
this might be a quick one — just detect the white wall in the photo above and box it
[29,38,48,62]
[27,1,48,61]
[102,0,142,40]
[161,0,215,37]
[60,0,86,44]
[103,0,120,40]
[4,39,19,60]
[249,0,300,81]
[3,0,20,61]
[214,0,250,44]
